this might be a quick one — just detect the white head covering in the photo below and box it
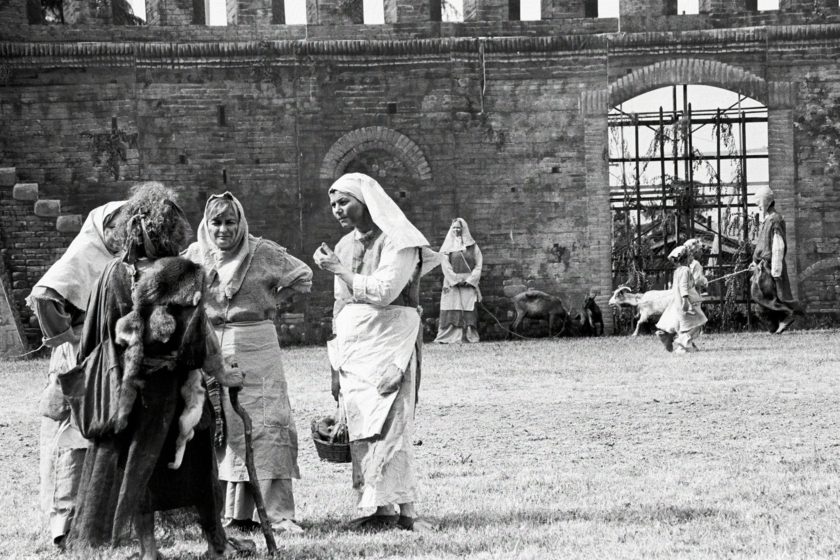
[194,192,254,298]
[329,173,441,275]
[683,238,704,255]
[439,218,476,255]
[668,245,688,261]
[28,200,125,311]
[756,185,775,213]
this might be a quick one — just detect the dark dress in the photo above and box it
[751,212,802,330]
[60,259,227,553]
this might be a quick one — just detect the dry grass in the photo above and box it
[2,330,840,559]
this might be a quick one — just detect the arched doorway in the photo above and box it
[608,84,770,331]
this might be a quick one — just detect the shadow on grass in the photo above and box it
[428,504,738,529]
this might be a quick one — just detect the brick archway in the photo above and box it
[608,58,769,107]
[800,257,840,284]
[319,126,432,181]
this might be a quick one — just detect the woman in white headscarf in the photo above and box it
[435,218,483,343]
[185,192,313,535]
[27,200,125,548]
[313,172,439,532]
[655,244,707,354]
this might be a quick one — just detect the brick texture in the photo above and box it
[2,17,840,343]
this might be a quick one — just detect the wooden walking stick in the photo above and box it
[229,386,278,556]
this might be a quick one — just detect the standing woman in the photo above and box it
[434,218,483,343]
[313,172,439,531]
[185,192,313,534]
[28,201,124,548]
[655,244,707,354]
[63,182,252,559]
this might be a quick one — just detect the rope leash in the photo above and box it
[6,342,47,360]
[476,301,567,340]
[705,268,752,285]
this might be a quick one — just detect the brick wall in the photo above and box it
[2,22,840,343]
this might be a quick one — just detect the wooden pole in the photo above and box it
[229,387,278,556]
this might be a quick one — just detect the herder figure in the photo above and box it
[750,186,803,334]
[313,173,440,532]
[435,218,483,343]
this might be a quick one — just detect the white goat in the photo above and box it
[607,286,673,336]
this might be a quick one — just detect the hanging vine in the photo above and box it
[81,123,138,181]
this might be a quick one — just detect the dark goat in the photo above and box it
[579,295,604,336]
[510,290,568,338]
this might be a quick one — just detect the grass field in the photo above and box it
[2,330,840,559]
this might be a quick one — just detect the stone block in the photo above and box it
[34,199,61,218]
[56,214,84,233]
[0,168,16,187]
[12,183,38,201]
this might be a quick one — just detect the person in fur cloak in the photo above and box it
[59,182,253,560]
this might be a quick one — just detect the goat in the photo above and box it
[579,294,604,336]
[510,289,569,338]
[607,286,672,336]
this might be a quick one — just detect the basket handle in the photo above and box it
[329,395,348,444]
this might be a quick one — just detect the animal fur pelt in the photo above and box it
[114,257,206,468]
[168,368,205,470]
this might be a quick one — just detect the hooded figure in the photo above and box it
[28,201,125,548]
[751,186,803,333]
[314,172,440,532]
[435,218,483,343]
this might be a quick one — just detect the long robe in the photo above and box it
[60,259,228,553]
[435,245,483,343]
[751,211,803,330]
[328,228,423,509]
[185,236,312,525]
[656,265,707,334]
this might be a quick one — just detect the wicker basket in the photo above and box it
[311,428,351,463]
[311,399,351,464]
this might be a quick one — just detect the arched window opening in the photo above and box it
[609,85,768,329]
[363,0,385,23]
[441,0,463,20]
